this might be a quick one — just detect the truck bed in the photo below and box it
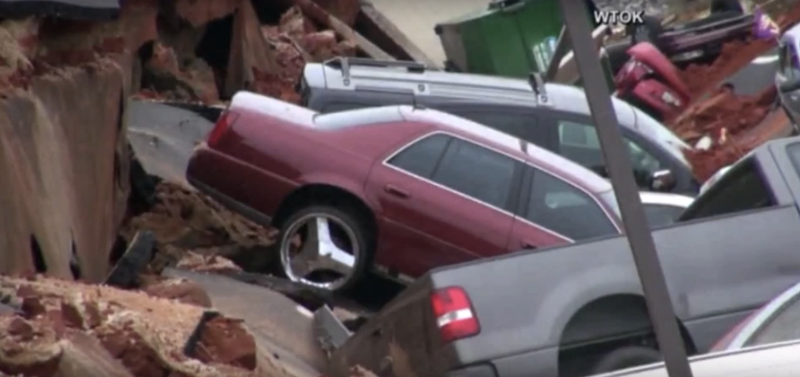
[426,204,800,365]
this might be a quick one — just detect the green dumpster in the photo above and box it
[435,0,614,86]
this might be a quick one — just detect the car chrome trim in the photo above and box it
[726,281,800,350]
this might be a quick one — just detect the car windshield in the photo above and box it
[634,109,692,167]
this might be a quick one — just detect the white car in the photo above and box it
[591,340,800,377]
[640,191,694,227]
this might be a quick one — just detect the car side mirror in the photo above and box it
[649,169,676,192]
[779,77,800,92]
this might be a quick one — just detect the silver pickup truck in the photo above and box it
[316,135,800,377]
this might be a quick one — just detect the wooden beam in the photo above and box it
[291,0,395,60]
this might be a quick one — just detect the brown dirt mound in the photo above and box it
[121,182,276,273]
[0,274,262,377]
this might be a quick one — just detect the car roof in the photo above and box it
[639,191,694,208]
[304,60,639,128]
[399,106,613,194]
[593,340,800,377]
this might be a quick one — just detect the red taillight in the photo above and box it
[430,286,480,343]
[207,110,239,148]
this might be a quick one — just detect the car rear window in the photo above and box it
[313,106,404,130]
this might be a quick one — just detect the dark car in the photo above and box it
[186,92,623,292]
[298,57,700,195]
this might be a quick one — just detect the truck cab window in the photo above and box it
[679,158,774,221]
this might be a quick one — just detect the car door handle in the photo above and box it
[521,240,537,249]
[384,184,410,198]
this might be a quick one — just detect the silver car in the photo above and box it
[591,340,800,377]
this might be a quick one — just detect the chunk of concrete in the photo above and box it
[104,230,155,289]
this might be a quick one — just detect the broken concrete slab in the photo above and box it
[127,100,219,188]
[163,268,328,374]
[359,1,437,67]
[104,230,155,289]
[311,0,360,26]
[0,274,306,377]
[0,0,120,21]
[0,59,130,282]
[225,0,279,98]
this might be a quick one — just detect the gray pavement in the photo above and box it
[127,100,220,187]
[722,47,779,95]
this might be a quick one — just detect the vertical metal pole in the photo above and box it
[556,1,694,377]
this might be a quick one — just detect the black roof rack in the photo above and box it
[323,57,427,81]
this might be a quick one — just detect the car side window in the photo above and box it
[679,158,774,221]
[525,169,616,240]
[449,110,546,146]
[747,295,800,347]
[644,204,685,227]
[387,134,451,178]
[557,120,662,181]
[432,138,517,209]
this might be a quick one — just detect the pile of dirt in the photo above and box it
[669,3,800,182]
[120,182,277,273]
[0,275,258,377]
[0,273,380,377]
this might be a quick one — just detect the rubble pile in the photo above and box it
[0,275,279,377]
[672,86,778,181]
[136,1,361,105]
[120,182,277,273]
[670,2,800,181]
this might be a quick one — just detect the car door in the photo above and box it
[437,104,551,149]
[509,164,618,250]
[366,132,523,277]
[776,41,800,126]
[545,112,675,189]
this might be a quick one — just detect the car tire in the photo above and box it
[276,205,372,293]
[628,16,663,47]
[590,346,663,374]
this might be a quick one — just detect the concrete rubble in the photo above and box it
[0,0,410,375]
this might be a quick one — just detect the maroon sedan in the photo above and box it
[186,92,622,292]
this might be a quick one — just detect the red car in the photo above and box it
[186,92,623,292]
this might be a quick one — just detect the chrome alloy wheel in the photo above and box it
[279,213,359,291]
